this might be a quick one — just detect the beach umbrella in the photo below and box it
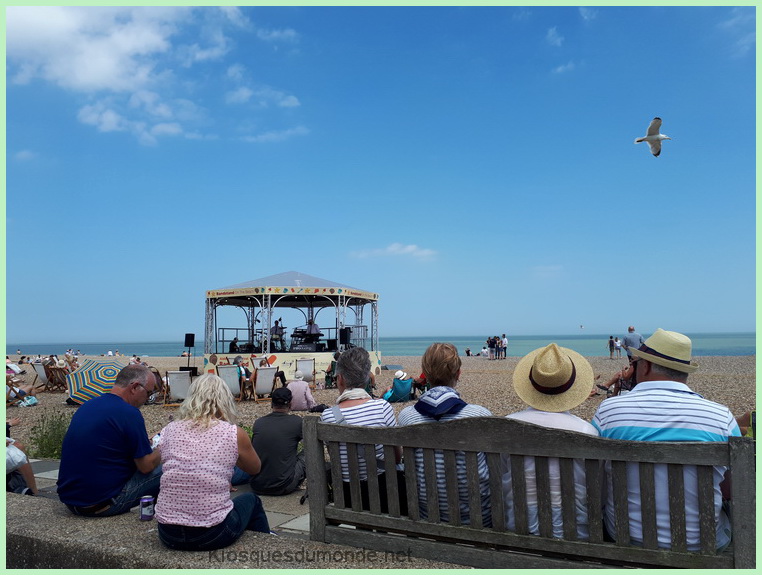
[67,358,127,404]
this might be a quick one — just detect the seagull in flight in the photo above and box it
[635,117,671,157]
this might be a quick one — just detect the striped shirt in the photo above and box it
[592,380,740,550]
[320,399,397,482]
[398,397,493,526]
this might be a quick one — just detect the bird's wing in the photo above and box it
[646,117,662,136]
[648,140,662,157]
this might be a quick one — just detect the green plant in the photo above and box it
[29,411,73,459]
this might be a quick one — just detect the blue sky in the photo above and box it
[5,6,756,342]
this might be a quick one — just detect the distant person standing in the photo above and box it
[607,336,616,359]
[501,334,509,359]
[614,337,622,359]
[622,326,645,362]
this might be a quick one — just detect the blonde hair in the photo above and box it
[177,373,238,428]
[421,342,461,388]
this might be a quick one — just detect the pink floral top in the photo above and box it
[156,419,238,527]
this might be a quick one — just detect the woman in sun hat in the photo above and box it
[382,370,416,403]
[503,343,598,540]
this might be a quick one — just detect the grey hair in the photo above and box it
[336,347,371,389]
[648,361,689,383]
[114,364,151,388]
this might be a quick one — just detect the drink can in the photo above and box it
[139,495,155,521]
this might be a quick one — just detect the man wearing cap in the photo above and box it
[286,370,317,411]
[382,370,416,403]
[504,343,599,539]
[248,388,306,496]
[621,326,644,361]
[592,329,740,551]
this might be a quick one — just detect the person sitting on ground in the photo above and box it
[247,388,307,496]
[504,343,598,539]
[320,347,406,513]
[156,374,270,550]
[57,364,162,517]
[286,371,316,411]
[592,328,740,551]
[398,342,492,526]
[7,436,38,496]
[382,370,416,403]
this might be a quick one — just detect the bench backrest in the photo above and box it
[304,416,755,569]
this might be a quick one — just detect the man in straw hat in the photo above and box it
[592,328,740,551]
[504,343,599,539]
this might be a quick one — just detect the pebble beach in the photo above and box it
[7,353,757,447]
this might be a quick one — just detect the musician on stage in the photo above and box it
[271,320,286,352]
[305,319,321,344]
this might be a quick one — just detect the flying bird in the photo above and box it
[635,117,671,157]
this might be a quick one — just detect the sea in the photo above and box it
[7,332,756,358]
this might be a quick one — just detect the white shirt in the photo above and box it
[502,408,599,540]
[306,323,320,334]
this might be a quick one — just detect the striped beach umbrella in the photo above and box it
[67,358,127,404]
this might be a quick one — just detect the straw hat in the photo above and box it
[513,343,594,413]
[630,328,698,373]
[394,370,408,380]
[56,359,67,369]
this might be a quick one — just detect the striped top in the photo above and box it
[592,380,740,550]
[320,399,397,482]
[398,390,493,526]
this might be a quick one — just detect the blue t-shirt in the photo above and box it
[57,393,153,506]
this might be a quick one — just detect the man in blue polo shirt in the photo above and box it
[57,364,161,516]
[592,328,740,551]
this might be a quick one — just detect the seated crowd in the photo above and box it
[36,329,742,554]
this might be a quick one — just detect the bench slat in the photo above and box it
[443,450,461,526]
[346,443,363,512]
[510,454,529,535]
[327,441,345,509]
[585,458,603,544]
[697,465,716,554]
[728,436,756,568]
[423,448,440,523]
[465,451,483,529]
[384,444,401,517]
[559,457,578,540]
[638,461,658,549]
[364,443,381,514]
[303,417,327,541]
[667,463,687,552]
[535,456,553,538]
[403,446,420,521]
[487,452,506,531]
[611,460,630,545]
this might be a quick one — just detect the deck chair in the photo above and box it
[253,366,277,402]
[164,370,192,407]
[46,367,69,392]
[217,364,243,400]
[31,363,50,389]
[296,358,317,388]
[6,376,22,407]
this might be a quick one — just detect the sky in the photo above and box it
[4,5,756,343]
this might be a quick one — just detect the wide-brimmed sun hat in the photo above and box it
[56,359,67,369]
[394,370,408,380]
[630,328,698,373]
[513,343,594,413]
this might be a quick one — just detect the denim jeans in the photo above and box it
[67,465,162,517]
[158,493,270,551]
[230,466,252,486]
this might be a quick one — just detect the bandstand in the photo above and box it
[203,271,381,381]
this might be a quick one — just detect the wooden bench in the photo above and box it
[304,416,755,569]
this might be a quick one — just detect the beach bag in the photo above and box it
[19,396,38,407]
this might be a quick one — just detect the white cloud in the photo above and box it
[546,27,564,47]
[225,87,254,104]
[350,243,437,260]
[718,7,755,57]
[6,6,302,145]
[552,61,575,74]
[578,7,597,21]
[242,125,309,143]
[14,150,37,161]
